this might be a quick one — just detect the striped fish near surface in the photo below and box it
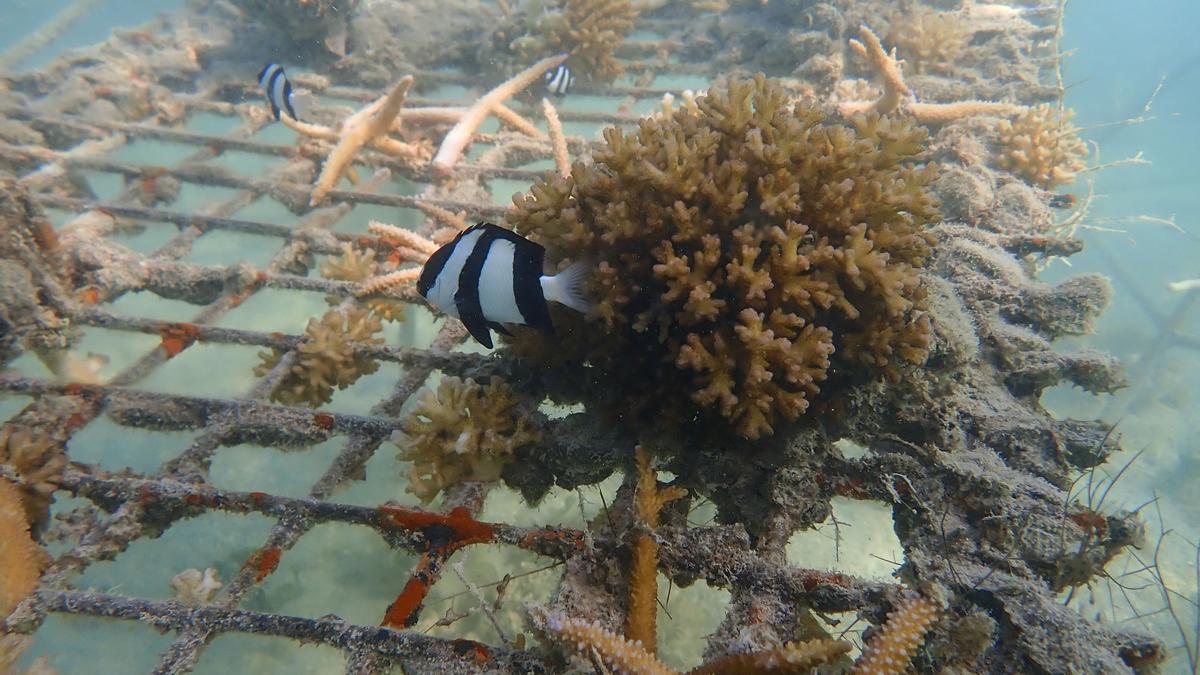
[417,222,590,349]
[257,63,314,121]
[544,63,575,97]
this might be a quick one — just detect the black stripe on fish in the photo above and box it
[419,222,575,348]
[544,63,574,97]
[258,63,298,121]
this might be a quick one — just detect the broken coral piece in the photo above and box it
[508,75,938,438]
[282,76,427,205]
[0,478,43,617]
[394,376,541,503]
[431,53,569,177]
[254,306,383,407]
[841,25,1021,123]
[994,103,1088,190]
[170,567,224,605]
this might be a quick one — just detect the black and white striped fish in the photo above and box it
[417,222,590,348]
[257,63,313,121]
[544,63,575,97]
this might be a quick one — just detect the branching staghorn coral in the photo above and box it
[508,75,939,439]
[282,76,429,205]
[254,306,383,407]
[840,25,1022,124]
[994,103,1088,189]
[0,426,67,534]
[500,0,639,83]
[394,376,542,503]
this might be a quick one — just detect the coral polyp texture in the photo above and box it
[0,478,43,618]
[254,306,383,407]
[395,376,542,503]
[995,103,1089,189]
[0,426,67,534]
[320,244,408,322]
[508,75,939,438]
[495,0,639,82]
[884,8,969,75]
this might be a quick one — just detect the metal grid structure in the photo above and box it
[0,1,1176,673]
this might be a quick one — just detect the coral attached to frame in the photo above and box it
[994,103,1088,190]
[394,376,542,503]
[508,75,939,439]
[0,426,67,535]
[254,306,384,407]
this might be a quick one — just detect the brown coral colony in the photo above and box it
[508,75,939,438]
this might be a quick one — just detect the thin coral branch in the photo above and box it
[627,446,687,651]
[542,98,571,179]
[840,25,1022,123]
[849,594,941,675]
[356,268,422,296]
[431,53,570,176]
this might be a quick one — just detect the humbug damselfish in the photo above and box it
[417,222,590,348]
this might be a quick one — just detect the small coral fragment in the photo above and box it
[170,567,224,605]
[254,306,383,407]
[995,104,1088,189]
[0,426,67,533]
[0,478,43,617]
[850,594,940,675]
[508,75,938,438]
[395,376,541,503]
[319,244,408,322]
[689,638,852,674]
[536,609,677,675]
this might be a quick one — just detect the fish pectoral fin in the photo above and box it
[488,321,514,337]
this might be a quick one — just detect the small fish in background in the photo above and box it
[1048,192,1076,209]
[257,63,315,121]
[544,62,575,97]
[418,222,590,349]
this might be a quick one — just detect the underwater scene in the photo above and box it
[0,0,1197,672]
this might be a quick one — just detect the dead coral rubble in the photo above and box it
[508,75,939,439]
[395,376,542,503]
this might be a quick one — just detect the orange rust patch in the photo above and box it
[377,505,495,546]
[1068,510,1108,537]
[382,573,431,628]
[159,323,202,357]
[312,413,335,431]
[799,569,849,592]
[249,491,268,506]
[78,287,102,305]
[451,639,491,665]
[243,547,283,582]
[520,528,584,552]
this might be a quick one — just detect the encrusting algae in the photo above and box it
[507,75,939,439]
[254,306,383,407]
[395,376,542,503]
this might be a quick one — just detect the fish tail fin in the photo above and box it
[541,259,591,314]
[288,90,317,121]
